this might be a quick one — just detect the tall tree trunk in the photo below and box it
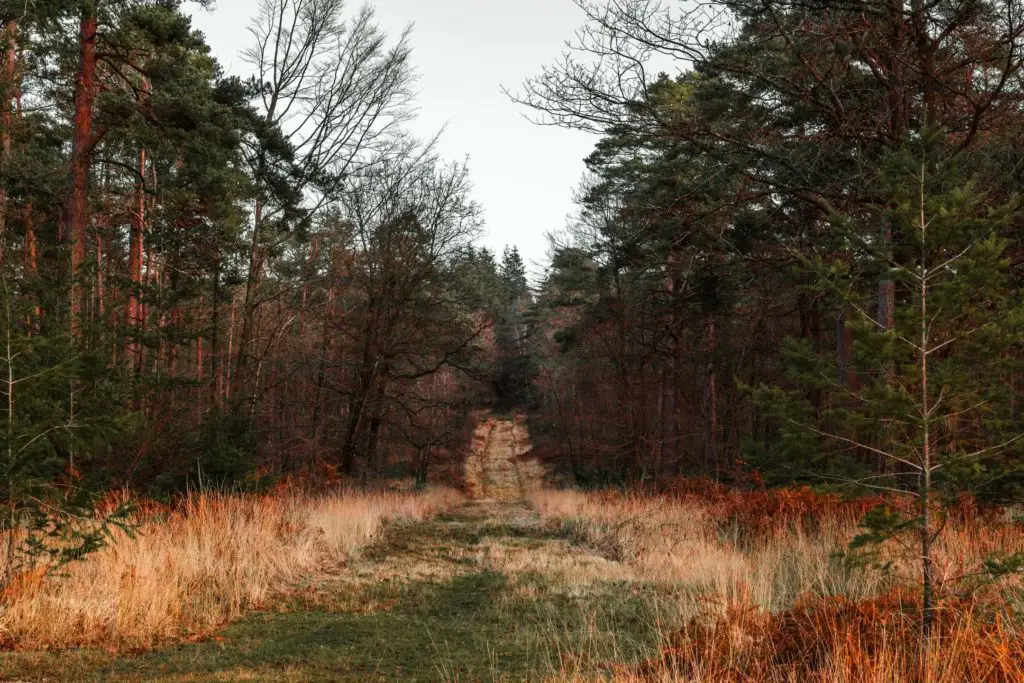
[127,148,146,369]
[168,308,179,379]
[226,294,236,403]
[94,232,104,317]
[364,415,383,476]
[340,336,380,475]
[23,201,38,324]
[311,287,334,440]
[415,447,428,487]
[340,366,374,475]
[672,320,684,475]
[196,337,204,381]
[363,370,391,475]
[877,219,896,332]
[66,6,99,335]
[704,311,718,477]
[339,390,367,475]
[876,217,897,475]
[210,261,220,409]
[233,195,263,409]
[140,236,155,373]
[657,370,669,478]
[0,19,17,270]
[836,307,858,388]
[660,261,681,478]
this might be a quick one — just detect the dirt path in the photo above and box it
[2,417,662,682]
[474,417,528,502]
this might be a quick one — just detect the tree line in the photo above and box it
[0,0,531,502]
[510,0,1024,640]
[517,0,1024,495]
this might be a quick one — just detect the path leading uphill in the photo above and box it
[474,417,528,502]
[3,417,663,682]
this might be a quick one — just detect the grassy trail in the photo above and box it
[1,419,662,682]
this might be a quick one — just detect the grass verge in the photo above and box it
[0,487,462,651]
[528,485,1024,682]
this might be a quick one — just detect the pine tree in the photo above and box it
[494,246,534,406]
[500,245,528,301]
[751,131,1024,652]
[0,271,133,586]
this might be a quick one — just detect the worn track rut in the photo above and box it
[474,418,527,502]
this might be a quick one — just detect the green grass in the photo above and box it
[0,505,664,682]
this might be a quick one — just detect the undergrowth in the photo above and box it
[530,483,1024,682]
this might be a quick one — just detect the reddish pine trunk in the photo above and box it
[22,199,40,326]
[65,8,99,333]
[0,19,16,269]
[128,148,146,368]
[140,226,156,370]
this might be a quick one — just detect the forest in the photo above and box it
[1,0,1024,680]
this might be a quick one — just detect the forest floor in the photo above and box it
[0,418,664,682]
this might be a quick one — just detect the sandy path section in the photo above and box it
[475,418,527,502]
[464,414,534,502]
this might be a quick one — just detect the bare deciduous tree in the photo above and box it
[328,140,485,474]
[234,0,415,406]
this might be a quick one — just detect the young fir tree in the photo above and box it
[751,131,1024,649]
[0,274,133,586]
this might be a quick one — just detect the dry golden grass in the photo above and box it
[527,486,1024,682]
[593,588,1024,683]
[528,489,879,614]
[0,487,462,650]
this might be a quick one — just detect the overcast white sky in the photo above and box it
[188,0,597,274]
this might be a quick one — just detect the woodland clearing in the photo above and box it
[1,417,1021,681]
